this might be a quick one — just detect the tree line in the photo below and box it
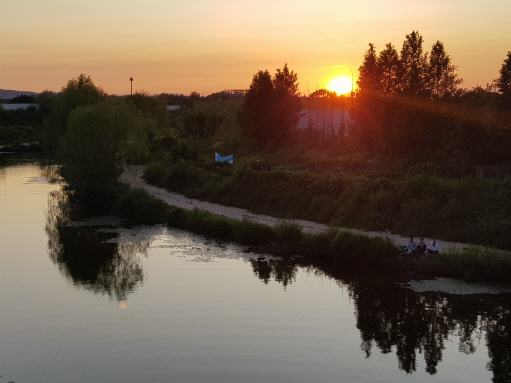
[352,31,511,166]
[357,31,462,99]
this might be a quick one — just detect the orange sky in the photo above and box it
[1,0,509,96]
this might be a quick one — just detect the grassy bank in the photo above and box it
[143,158,511,251]
[112,186,511,284]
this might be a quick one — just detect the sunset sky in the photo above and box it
[1,0,509,96]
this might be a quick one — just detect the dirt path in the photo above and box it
[120,165,471,252]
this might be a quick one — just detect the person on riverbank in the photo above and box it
[417,238,427,253]
[427,240,439,254]
[404,237,417,254]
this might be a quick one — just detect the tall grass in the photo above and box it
[433,246,511,283]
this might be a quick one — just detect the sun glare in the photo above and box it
[328,75,353,95]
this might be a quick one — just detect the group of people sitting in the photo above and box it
[403,237,439,255]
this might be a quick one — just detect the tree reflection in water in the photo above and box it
[250,258,511,381]
[250,258,298,288]
[43,185,511,382]
[45,188,148,301]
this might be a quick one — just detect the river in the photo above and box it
[1,158,510,383]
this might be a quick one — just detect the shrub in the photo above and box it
[143,161,168,186]
[231,217,276,245]
[329,230,398,263]
[301,230,337,258]
[273,221,304,250]
[112,188,169,223]
[184,208,234,238]
[166,207,189,228]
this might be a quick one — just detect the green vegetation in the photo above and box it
[423,246,511,283]
[142,160,511,250]
[43,74,106,157]
[111,185,399,261]
[108,186,511,283]
[241,64,301,144]
[0,124,40,146]
[34,44,511,284]
[111,187,169,224]
[61,99,156,193]
[0,99,47,146]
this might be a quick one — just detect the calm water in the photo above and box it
[1,158,510,383]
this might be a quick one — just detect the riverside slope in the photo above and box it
[120,165,471,252]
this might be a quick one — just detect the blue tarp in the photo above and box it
[215,152,233,163]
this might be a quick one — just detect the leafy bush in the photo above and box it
[112,188,169,223]
[166,207,189,228]
[301,230,337,258]
[273,221,304,248]
[184,208,234,237]
[0,125,40,145]
[330,231,398,263]
[231,217,276,245]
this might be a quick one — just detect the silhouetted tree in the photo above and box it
[242,64,301,144]
[355,44,383,155]
[378,43,400,96]
[427,41,463,99]
[399,31,429,97]
[8,94,36,104]
[496,52,511,110]
[357,43,381,95]
[126,91,168,129]
[43,74,105,156]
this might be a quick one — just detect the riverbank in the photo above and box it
[119,165,511,285]
[120,165,470,252]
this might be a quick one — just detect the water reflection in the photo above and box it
[45,187,148,301]
[251,258,511,381]
[250,258,298,288]
[39,167,511,382]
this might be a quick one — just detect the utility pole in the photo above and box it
[349,66,354,108]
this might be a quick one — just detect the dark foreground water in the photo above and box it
[1,159,510,383]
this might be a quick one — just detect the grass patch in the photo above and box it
[433,246,511,283]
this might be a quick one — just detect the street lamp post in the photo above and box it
[129,77,133,95]
[349,66,354,108]
[340,64,354,107]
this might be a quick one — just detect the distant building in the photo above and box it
[296,109,351,135]
[167,105,181,111]
[1,103,39,111]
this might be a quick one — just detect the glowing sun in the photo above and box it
[328,75,353,95]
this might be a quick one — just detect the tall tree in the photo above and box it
[272,64,301,142]
[241,64,300,144]
[427,41,462,99]
[241,70,274,142]
[43,74,105,156]
[60,98,155,195]
[378,43,400,96]
[357,43,381,95]
[496,52,511,110]
[399,31,428,97]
